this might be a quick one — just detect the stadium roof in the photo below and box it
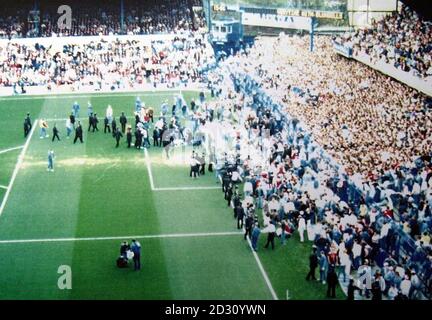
[401,0,432,20]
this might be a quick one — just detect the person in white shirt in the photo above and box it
[298,213,306,242]
[231,170,242,184]
[352,240,362,269]
[268,197,280,213]
[339,249,351,283]
[106,105,113,123]
[400,275,411,297]
[306,219,315,241]
[263,221,276,250]
[243,179,253,196]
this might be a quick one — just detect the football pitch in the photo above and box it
[0,90,342,300]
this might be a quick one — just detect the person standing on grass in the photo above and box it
[319,251,328,284]
[120,112,127,133]
[88,113,94,132]
[114,128,123,148]
[39,119,49,139]
[87,101,93,117]
[235,205,245,230]
[47,149,55,172]
[72,101,80,118]
[131,239,141,271]
[111,117,117,136]
[24,118,30,138]
[263,221,276,250]
[126,126,132,148]
[306,247,318,281]
[106,105,113,124]
[69,112,76,129]
[24,113,31,137]
[91,113,99,132]
[142,128,150,148]
[298,212,306,242]
[134,128,143,150]
[251,223,261,251]
[65,118,73,139]
[104,116,111,133]
[326,266,338,298]
[73,121,83,144]
[244,214,254,240]
[52,123,60,142]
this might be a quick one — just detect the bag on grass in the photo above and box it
[117,256,128,268]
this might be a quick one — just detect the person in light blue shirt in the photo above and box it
[319,251,329,284]
[72,101,80,118]
[47,150,55,172]
[135,97,142,113]
[87,101,93,117]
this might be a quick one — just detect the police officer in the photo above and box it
[73,121,83,144]
[119,112,127,133]
[52,123,60,141]
[24,113,32,137]
[104,116,111,133]
[114,128,123,148]
[111,117,117,136]
[88,112,94,131]
[135,128,142,149]
[24,118,30,138]
[69,112,76,129]
[92,113,99,132]
[126,126,132,148]
[244,214,254,240]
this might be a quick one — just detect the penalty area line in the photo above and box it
[144,148,220,191]
[0,231,244,244]
[0,145,24,155]
[0,119,38,218]
[244,228,279,300]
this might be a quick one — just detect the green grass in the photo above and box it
[0,91,342,300]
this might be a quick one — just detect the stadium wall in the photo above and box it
[352,52,432,97]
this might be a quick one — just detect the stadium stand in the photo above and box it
[347,5,431,80]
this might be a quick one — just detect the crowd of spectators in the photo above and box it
[0,0,204,39]
[195,34,431,299]
[225,35,432,185]
[338,5,432,80]
[0,31,216,91]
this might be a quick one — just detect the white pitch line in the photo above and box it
[0,91,182,101]
[244,229,279,300]
[0,145,24,155]
[154,186,220,191]
[0,231,243,245]
[0,185,8,190]
[44,116,136,122]
[0,119,38,217]
[144,148,220,192]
